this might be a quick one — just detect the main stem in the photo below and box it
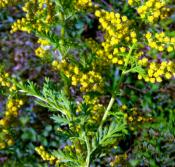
[84,45,133,166]
[99,68,126,129]
[99,96,115,129]
[85,134,91,167]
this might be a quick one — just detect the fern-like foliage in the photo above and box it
[37,31,60,48]
[52,149,84,167]
[92,121,127,150]
[16,78,72,119]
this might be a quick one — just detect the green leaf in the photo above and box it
[93,121,127,149]
[129,66,145,76]
[16,78,72,119]
[52,150,81,166]
[51,114,70,126]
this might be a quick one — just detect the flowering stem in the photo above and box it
[99,68,126,129]
[99,44,133,128]
[99,96,115,129]
[87,44,133,165]
[84,97,116,167]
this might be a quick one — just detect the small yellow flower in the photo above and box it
[112,57,118,64]
[156,77,162,82]
[128,116,133,122]
[165,72,172,79]
[167,46,173,52]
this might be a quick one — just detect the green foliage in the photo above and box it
[16,78,127,166]
[129,117,175,167]
[17,79,72,119]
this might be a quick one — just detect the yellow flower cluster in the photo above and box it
[11,0,54,33]
[145,31,175,52]
[136,31,175,83]
[138,61,175,83]
[75,0,93,9]
[0,98,24,127]
[124,107,153,131]
[11,18,32,34]
[77,95,105,123]
[0,72,16,92]
[0,98,23,149]
[35,146,59,165]
[85,38,111,73]
[35,47,50,58]
[94,9,175,85]
[38,38,50,46]
[129,0,170,23]
[95,10,137,65]
[35,38,51,58]
[0,0,19,8]
[0,129,14,149]
[52,60,103,92]
[64,141,82,156]
[79,71,103,92]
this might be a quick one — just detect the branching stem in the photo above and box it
[98,45,135,130]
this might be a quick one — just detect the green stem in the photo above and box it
[124,44,135,69]
[99,66,128,128]
[61,25,65,39]
[99,96,115,128]
[60,12,65,40]
[88,44,134,163]
[85,134,91,167]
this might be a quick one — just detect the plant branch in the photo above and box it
[85,134,91,167]
[99,96,115,129]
